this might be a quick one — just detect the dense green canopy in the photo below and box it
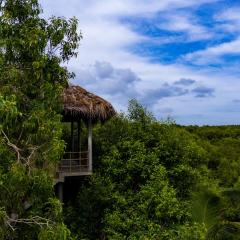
[1,1,240,240]
[0,0,81,238]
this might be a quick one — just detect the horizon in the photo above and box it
[40,0,240,125]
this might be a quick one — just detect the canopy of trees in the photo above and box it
[64,101,240,239]
[1,1,240,240]
[0,0,81,238]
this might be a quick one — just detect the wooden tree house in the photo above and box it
[55,85,116,199]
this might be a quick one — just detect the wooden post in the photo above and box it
[88,119,92,172]
[77,120,81,152]
[77,121,81,169]
[71,121,74,152]
[58,182,63,202]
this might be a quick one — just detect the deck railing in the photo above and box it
[58,151,89,173]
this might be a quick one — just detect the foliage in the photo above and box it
[64,103,240,239]
[0,0,81,238]
[192,188,240,239]
[184,125,240,187]
[1,1,240,239]
[65,101,211,239]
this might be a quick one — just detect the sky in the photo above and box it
[39,0,240,125]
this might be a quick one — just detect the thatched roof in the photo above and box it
[62,85,116,123]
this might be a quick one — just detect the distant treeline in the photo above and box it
[183,125,240,188]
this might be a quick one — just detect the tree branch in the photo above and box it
[1,130,22,163]
[6,215,54,231]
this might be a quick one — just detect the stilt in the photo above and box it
[71,121,74,152]
[77,120,81,152]
[58,182,63,202]
[88,119,92,172]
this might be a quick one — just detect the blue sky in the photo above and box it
[40,0,240,125]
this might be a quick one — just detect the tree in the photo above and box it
[0,0,81,238]
[65,101,210,239]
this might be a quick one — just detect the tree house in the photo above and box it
[56,85,116,200]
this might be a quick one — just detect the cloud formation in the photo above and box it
[157,13,212,41]
[174,78,196,86]
[192,86,215,98]
[184,38,240,65]
[142,85,189,105]
[215,7,240,33]
[39,0,240,125]
[76,61,140,109]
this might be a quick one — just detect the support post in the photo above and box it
[77,120,81,152]
[77,121,81,169]
[88,119,92,172]
[58,183,63,202]
[71,121,74,152]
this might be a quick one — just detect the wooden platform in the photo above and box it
[55,151,92,183]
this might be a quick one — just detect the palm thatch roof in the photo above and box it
[62,85,116,123]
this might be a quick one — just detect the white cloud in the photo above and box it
[184,38,240,64]
[157,14,213,41]
[216,7,240,23]
[38,0,240,125]
[40,0,219,18]
[215,6,240,33]
[76,61,140,109]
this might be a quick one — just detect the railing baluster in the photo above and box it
[58,151,90,174]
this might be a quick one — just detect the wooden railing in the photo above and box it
[58,151,89,173]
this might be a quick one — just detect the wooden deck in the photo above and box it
[55,151,92,183]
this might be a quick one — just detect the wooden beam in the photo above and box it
[58,182,63,202]
[77,120,81,152]
[71,121,74,152]
[88,119,92,172]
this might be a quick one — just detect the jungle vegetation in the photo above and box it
[64,101,240,240]
[1,0,240,239]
